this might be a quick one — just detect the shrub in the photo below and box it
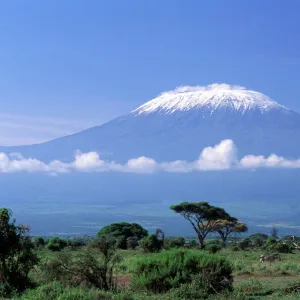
[139,234,163,253]
[230,245,240,252]
[205,243,222,254]
[272,243,293,253]
[238,238,252,250]
[46,237,67,251]
[186,239,198,248]
[38,236,122,291]
[33,236,45,248]
[126,236,139,250]
[131,248,233,294]
[263,238,293,253]
[0,208,38,297]
[163,236,185,250]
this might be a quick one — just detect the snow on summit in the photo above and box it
[132,84,285,115]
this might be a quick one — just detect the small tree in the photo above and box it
[97,222,148,249]
[170,202,232,248]
[0,208,38,296]
[214,220,248,244]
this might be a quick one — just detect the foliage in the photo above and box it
[238,238,252,250]
[214,220,248,244]
[38,236,122,291]
[18,281,135,300]
[185,239,198,248]
[170,201,232,247]
[126,236,139,250]
[263,238,293,253]
[163,236,185,250]
[0,208,38,296]
[139,234,163,253]
[46,237,67,251]
[33,236,45,249]
[131,248,233,294]
[97,223,148,249]
[66,237,87,249]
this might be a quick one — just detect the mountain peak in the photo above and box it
[131,84,286,115]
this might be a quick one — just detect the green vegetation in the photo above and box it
[0,202,299,299]
[97,222,148,250]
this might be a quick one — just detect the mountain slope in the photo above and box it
[1,84,300,162]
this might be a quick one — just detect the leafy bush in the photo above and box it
[238,238,252,250]
[97,222,148,249]
[163,237,185,250]
[230,245,240,252]
[186,239,198,248]
[38,236,122,291]
[272,243,293,253]
[0,208,38,297]
[33,236,45,249]
[46,237,67,251]
[139,234,163,253]
[131,248,233,294]
[205,243,222,254]
[126,236,139,250]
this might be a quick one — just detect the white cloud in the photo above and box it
[126,157,158,173]
[161,83,246,95]
[195,139,237,170]
[0,139,300,174]
[240,154,300,169]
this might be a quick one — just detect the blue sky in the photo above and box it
[0,0,299,145]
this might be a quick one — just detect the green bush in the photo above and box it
[186,239,198,248]
[139,234,163,253]
[272,243,293,253]
[238,238,252,250]
[163,237,185,250]
[263,238,293,253]
[38,236,122,291]
[205,243,222,254]
[230,245,240,252]
[131,248,233,294]
[0,208,38,297]
[33,236,45,248]
[46,237,67,251]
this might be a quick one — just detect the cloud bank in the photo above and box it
[0,139,300,175]
[161,83,246,96]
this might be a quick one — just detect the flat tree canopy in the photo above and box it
[170,201,232,247]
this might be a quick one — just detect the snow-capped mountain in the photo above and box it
[1,84,300,162]
[132,85,285,115]
[1,84,300,236]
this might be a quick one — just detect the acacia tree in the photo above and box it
[170,202,232,248]
[213,220,248,244]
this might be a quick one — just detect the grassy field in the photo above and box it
[25,247,300,300]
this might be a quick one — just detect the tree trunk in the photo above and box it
[198,235,205,248]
